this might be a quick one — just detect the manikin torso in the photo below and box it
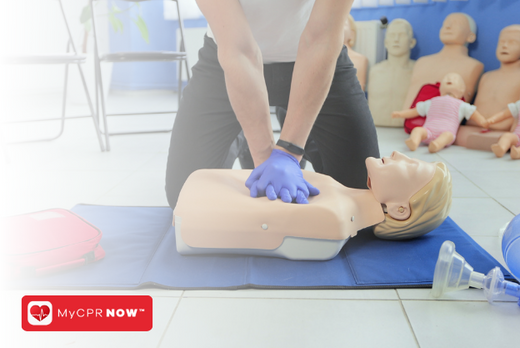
[369,20,416,127]
[402,13,483,110]
[369,60,415,127]
[344,16,368,91]
[403,48,482,109]
[174,153,436,254]
[468,68,520,130]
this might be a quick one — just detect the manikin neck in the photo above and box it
[439,44,469,56]
[500,59,520,72]
[387,53,412,68]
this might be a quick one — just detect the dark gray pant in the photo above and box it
[165,35,379,209]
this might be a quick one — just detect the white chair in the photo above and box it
[90,0,190,151]
[0,0,105,152]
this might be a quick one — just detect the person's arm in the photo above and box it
[276,0,354,162]
[195,0,274,166]
[392,108,420,119]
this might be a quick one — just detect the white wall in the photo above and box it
[1,0,110,97]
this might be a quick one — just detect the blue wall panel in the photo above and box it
[110,0,520,90]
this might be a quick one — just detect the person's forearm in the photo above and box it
[278,32,344,162]
[219,49,274,167]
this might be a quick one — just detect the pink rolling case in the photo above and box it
[2,208,105,278]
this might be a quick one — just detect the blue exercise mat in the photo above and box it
[11,204,514,289]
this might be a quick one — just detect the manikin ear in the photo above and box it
[386,202,411,220]
[409,38,417,49]
[466,32,476,44]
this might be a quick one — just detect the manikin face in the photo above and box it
[439,13,475,46]
[439,73,466,99]
[496,28,520,64]
[385,22,415,57]
[365,152,436,220]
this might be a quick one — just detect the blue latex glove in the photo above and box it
[245,149,320,204]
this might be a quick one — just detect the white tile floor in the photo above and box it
[2,90,520,348]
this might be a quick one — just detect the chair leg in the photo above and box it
[90,0,110,151]
[77,62,105,152]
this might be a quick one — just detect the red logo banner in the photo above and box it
[22,295,153,331]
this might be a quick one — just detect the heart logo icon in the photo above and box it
[30,305,50,321]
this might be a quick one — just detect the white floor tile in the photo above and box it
[462,170,520,198]
[448,198,515,237]
[496,198,520,215]
[403,300,520,348]
[159,298,418,348]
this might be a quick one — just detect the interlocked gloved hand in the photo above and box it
[245,149,320,204]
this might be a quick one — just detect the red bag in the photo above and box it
[2,208,105,278]
[404,83,441,134]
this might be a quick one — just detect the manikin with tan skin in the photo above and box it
[174,152,452,259]
[456,25,520,150]
[402,13,483,110]
[368,18,416,127]
[393,73,488,153]
[486,101,520,159]
[344,14,369,91]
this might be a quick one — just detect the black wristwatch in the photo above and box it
[276,139,305,156]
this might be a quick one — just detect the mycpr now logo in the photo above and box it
[22,295,153,331]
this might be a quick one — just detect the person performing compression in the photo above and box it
[165,0,379,209]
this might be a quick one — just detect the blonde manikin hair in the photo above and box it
[374,162,452,240]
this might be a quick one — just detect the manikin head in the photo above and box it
[439,72,466,99]
[439,13,477,47]
[343,14,357,48]
[366,152,452,240]
[496,25,520,64]
[385,19,416,58]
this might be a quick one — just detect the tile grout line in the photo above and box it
[396,290,421,348]
[156,290,185,348]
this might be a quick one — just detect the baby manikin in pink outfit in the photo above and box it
[392,73,489,153]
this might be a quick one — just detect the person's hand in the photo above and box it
[245,149,320,204]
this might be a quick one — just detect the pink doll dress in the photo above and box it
[417,95,476,146]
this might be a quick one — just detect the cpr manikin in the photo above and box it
[174,152,452,260]
[455,25,520,150]
[486,100,520,159]
[344,14,369,91]
[392,73,488,153]
[368,19,416,127]
[402,13,483,110]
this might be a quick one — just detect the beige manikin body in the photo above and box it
[174,152,452,260]
[344,15,369,92]
[402,13,483,111]
[455,25,520,151]
[368,19,416,127]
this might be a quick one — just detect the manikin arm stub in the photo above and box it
[392,108,420,119]
[467,109,489,129]
[487,107,514,126]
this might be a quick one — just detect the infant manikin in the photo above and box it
[487,100,520,159]
[173,152,452,260]
[392,72,489,153]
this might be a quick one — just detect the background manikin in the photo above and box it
[487,100,520,159]
[402,13,483,111]
[368,18,416,127]
[174,152,452,260]
[392,73,488,153]
[455,25,520,150]
[344,14,369,92]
